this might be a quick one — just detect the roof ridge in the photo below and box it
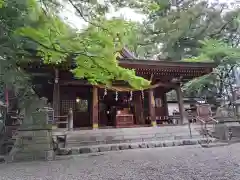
[119,47,136,59]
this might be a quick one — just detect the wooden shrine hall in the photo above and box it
[25,48,216,129]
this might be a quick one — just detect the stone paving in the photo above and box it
[1,143,240,179]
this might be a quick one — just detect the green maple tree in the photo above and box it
[183,39,240,103]
[0,0,51,124]
[17,1,150,90]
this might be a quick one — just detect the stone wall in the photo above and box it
[6,128,55,162]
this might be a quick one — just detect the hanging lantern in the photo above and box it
[115,91,118,101]
[76,97,80,103]
[141,90,144,100]
[129,91,133,101]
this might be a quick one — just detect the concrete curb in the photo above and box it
[57,138,216,156]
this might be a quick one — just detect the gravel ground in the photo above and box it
[1,144,240,180]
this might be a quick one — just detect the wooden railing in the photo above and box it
[54,108,73,131]
[196,116,219,139]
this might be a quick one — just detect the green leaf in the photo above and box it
[0,0,4,8]
[18,12,150,90]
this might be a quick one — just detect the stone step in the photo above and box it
[62,126,202,148]
[66,134,202,148]
[200,142,229,148]
[67,131,199,137]
[174,135,202,140]
[66,132,200,139]
[65,126,196,136]
[57,138,216,156]
[66,133,197,139]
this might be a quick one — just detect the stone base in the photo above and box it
[6,128,55,162]
[214,124,240,140]
[57,138,216,156]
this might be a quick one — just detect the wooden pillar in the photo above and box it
[148,89,156,127]
[176,85,184,125]
[133,92,144,125]
[53,69,60,123]
[92,86,99,129]
[163,93,169,116]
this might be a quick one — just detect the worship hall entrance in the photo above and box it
[98,90,137,128]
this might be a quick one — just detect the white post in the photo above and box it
[68,108,73,131]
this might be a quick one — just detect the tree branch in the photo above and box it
[24,37,98,58]
[68,0,111,34]
[208,18,235,38]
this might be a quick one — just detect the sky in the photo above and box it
[59,5,145,29]
[59,0,239,30]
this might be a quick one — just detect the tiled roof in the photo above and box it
[119,47,136,59]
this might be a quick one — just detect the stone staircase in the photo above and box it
[52,125,217,156]
[65,125,202,148]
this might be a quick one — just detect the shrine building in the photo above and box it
[23,48,217,129]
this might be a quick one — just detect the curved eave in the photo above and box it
[118,58,217,80]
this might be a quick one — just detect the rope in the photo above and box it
[95,81,175,92]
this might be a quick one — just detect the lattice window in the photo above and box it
[61,100,76,114]
[61,99,89,113]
